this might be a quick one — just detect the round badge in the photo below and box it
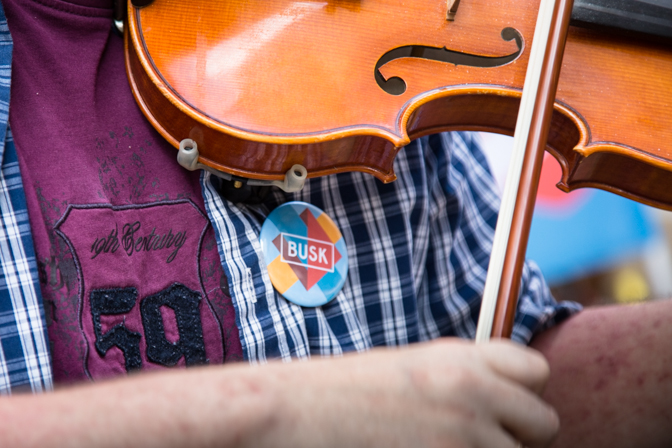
[259,202,348,307]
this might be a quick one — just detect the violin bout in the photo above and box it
[126,0,672,208]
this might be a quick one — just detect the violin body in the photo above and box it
[125,0,672,208]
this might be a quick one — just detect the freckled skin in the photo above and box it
[0,340,559,448]
[532,300,672,448]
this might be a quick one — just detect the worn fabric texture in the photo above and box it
[4,0,243,384]
[0,0,580,389]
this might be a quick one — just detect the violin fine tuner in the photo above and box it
[177,139,308,194]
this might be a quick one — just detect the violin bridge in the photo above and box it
[446,0,461,21]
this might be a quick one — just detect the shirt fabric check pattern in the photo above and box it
[0,1,52,394]
[203,132,581,363]
[0,1,580,389]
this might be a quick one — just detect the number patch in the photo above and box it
[55,201,225,379]
[91,284,207,371]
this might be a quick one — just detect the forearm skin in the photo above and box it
[0,365,278,448]
[532,299,672,448]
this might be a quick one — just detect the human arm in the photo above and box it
[0,339,558,448]
[531,298,672,448]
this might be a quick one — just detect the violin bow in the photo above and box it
[475,0,576,342]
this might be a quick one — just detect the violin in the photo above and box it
[122,0,672,337]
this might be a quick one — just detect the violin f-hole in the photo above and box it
[375,27,524,96]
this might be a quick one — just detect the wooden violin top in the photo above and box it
[126,0,672,208]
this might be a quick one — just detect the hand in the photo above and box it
[0,338,557,448]
[257,338,559,448]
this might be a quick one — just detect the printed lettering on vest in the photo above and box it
[55,201,225,380]
[90,222,187,263]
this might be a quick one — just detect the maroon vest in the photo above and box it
[4,0,243,383]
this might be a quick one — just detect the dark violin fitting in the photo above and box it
[116,0,155,24]
[113,0,126,34]
[114,0,155,29]
[113,0,126,21]
[131,0,156,8]
[210,176,271,205]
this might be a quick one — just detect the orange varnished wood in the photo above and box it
[126,0,672,209]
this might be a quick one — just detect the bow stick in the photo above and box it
[475,0,576,342]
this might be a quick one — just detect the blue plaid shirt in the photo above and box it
[0,5,52,394]
[0,3,579,391]
[203,132,580,362]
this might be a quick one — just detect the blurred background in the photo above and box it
[478,132,672,308]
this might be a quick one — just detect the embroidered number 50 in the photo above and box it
[90,284,207,372]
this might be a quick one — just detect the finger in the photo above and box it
[477,340,551,394]
[470,423,521,448]
[486,378,560,447]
